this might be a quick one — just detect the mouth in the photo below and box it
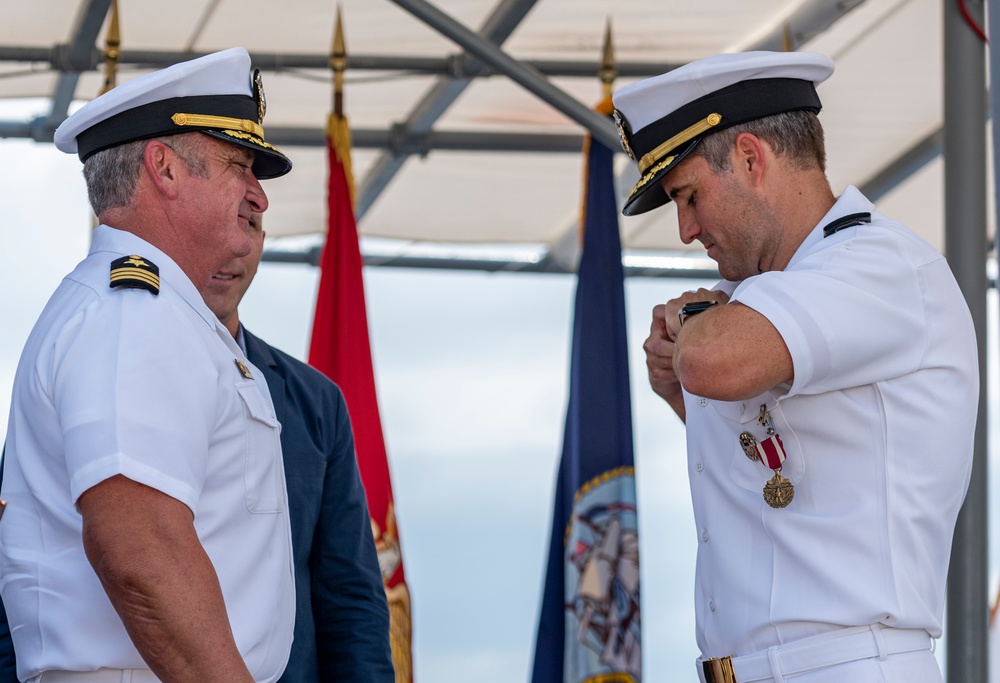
[212,272,237,281]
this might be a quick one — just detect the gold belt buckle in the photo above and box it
[703,656,737,683]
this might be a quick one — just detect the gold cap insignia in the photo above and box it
[253,69,267,124]
[235,358,253,379]
[613,109,635,161]
[110,254,159,295]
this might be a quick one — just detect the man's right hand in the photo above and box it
[644,303,686,420]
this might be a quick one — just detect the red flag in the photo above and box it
[309,113,413,682]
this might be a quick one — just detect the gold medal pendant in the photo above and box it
[763,470,794,509]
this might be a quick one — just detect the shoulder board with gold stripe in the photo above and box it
[109,254,160,296]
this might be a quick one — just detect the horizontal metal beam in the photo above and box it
[0,118,585,152]
[0,44,679,79]
[262,243,720,279]
[277,126,584,152]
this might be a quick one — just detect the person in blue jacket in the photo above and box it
[0,211,395,682]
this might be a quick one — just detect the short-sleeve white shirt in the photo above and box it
[683,186,978,658]
[0,225,295,682]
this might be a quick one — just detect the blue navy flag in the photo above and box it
[531,105,641,683]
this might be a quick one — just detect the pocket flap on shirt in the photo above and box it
[236,382,280,429]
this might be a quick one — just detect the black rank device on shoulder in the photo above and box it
[678,300,718,326]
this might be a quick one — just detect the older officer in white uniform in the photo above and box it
[1,48,294,682]
[620,52,978,682]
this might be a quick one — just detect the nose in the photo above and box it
[246,173,269,213]
[676,204,700,245]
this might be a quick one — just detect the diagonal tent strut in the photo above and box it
[35,0,112,141]
[357,0,541,219]
[386,0,620,151]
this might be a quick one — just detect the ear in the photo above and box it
[142,140,184,200]
[733,132,766,188]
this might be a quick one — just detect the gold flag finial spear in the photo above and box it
[99,0,121,95]
[599,17,616,100]
[331,4,347,117]
[327,4,356,208]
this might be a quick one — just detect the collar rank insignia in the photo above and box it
[110,255,159,295]
[235,358,253,379]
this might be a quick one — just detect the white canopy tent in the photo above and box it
[0,0,962,266]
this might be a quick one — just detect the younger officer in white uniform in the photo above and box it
[1,48,295,682]
[618,52,978,682]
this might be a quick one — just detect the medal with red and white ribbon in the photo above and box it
[744,405,794,508]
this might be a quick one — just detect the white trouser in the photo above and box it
[27,670,160,683]
[697,623,938,683]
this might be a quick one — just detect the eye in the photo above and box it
[231,163,254,180]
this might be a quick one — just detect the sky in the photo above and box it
[2,123,1000,681]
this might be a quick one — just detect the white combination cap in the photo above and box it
[612,51,834,216]
[54,47,291,179]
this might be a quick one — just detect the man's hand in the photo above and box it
[664,288,731,342]
[644,289,730,420]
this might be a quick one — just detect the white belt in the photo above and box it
[29,669,160,683]
[698,624,933,683]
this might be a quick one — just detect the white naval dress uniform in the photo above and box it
[686,186,978,681]
[0,225,295,682]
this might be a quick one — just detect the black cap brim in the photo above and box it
[202,129,292,180]
[621,138,702,216]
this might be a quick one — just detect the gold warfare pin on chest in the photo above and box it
[235,358,253,379]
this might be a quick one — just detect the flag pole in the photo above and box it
[93,0,120,228]
[331,5,346,118]
[98,0,121,96]
[328,6,355,208]
[600,18,616,102]
[580,20,616,243]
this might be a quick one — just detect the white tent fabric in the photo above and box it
[0,0,964,261]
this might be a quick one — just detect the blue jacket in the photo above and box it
[0,328,394,682]
[244,328,394,682]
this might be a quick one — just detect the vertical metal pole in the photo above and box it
[945,0,989,680]
[991,0,1000,228]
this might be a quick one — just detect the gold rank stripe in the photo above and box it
[111,270,160,287]
[171,113,264,139]
[637,113,723,174]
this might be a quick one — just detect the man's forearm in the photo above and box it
[80,475,253,683]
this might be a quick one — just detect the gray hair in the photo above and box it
[691,110,826,175]
[83,133,210,215]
